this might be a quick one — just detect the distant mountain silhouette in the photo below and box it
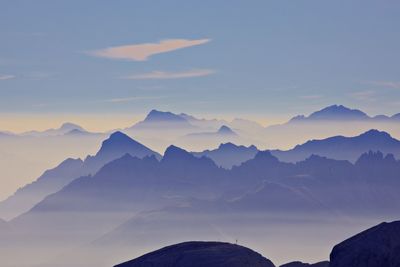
[280,261,329,267]
[330,221,400,267]
[272,129,400,162]
[114,241,276,267]
[0,131,17,138]
[0,131,160,220]
[128,110,194,130]
[193,142,258,168]
[64,128,99,136]
[291,105,369,122]
[22,122,86,137]
[186,125,237,138]
[218,125,237,135]
[0,158,84,220]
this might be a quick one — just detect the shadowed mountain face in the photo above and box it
[330,221,400,267]
[272,129,400,162]
[114,241,276,267]
[0,131,160,220]
[193,143,258,168]
[280,261,329,267]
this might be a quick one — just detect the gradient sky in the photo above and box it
[1,0,400,131]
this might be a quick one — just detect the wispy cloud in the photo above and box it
[299,94,323,100]
[123,69,215,80]
[0,74,15,80]
[88,38,210,61]
[365,80,400,89]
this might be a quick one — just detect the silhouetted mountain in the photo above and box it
[290,105,369,122]
[272,129,400,162]
[280,261,329,267]
[64,128,98,136]
[186,125,237,137]
[129,110,194,130]
[218,125,237,135]
[114,241,276,267]
[330,221,400,267]
[84,131,161,173]
[0,131,160,220]
[392,113,400,120]
[193,143,258,168]
[145,110,188,123]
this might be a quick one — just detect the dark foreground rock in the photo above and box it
[114,241,275,267]
[280,261,329,267]
[330,220,400,267]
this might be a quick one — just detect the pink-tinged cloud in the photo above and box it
[124,69,215,80]
[0,74,15,80]
[89,39,210,61]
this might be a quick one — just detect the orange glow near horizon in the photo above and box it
[0,113,289,133]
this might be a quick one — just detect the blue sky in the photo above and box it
[1,0,400,130]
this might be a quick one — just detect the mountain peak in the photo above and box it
[59,122,84,131]
[96,131,159,159]
[218,125,236,135]
[144,110,188,123]
[108,131,132,142]
[359,129,392,139]
[163,145,193,161]
[308,105,368,120]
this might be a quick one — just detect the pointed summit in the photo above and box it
[217,125,236,135]
[86,131,161,168]
[97,131,159,158]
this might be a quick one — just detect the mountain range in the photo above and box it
[271,129,400,162]
[2,128,400,220]
[289,105,400,122]
[2,142,400,266]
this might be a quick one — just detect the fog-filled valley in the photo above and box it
[0,105,400,267]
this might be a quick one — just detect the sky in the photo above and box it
[1,0,400,132]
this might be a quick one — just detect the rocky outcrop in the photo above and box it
[280,261,329,267]
[330,221,400,267]
[114,241,275,267]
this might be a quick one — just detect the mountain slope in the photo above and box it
[330,221,400,267]
[114,241,276,267]
[0,131,160,220]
